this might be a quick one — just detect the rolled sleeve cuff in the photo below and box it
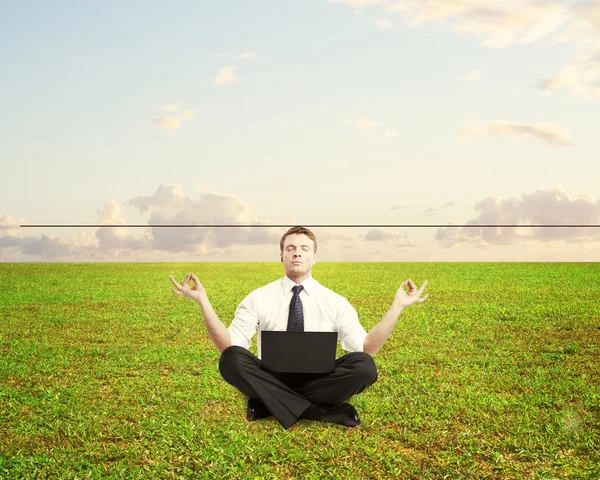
[227,324,252,350]
[340,329,368,353]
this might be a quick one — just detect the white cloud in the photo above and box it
[551,2,600,50]
[435,186,600,247]
[387,0,570,49]
[463,69,481,81]
[127,184,281,251]
[537,51,600,99]
[3,186,599,262]
[213,66,238,86]
[95,199,150,252]
[236,51,258,60]
[334,0,600,99]
[179,109,197,120]
[365,228,400,241]
[346,116,384,130]
[423,201,454,216]
[0,186,289,261]
[384,129,398,138]
[455,120,573,146]
[331,0,390,7]
[158,103,180,112]
[0,214,23,236]
[151,104,197,129]
[151,116,183,130]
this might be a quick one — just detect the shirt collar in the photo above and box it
[282,275,317,295]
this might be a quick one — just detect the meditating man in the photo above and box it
[169,226,429,429]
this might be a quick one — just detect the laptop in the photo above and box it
[260,331,338,374]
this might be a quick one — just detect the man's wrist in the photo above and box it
[390,301,405,313]
[195,291,209,306]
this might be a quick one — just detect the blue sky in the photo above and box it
[1,0,599,261]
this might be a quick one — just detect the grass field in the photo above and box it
[1,262,599,479]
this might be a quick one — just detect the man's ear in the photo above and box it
[313,252,318,265]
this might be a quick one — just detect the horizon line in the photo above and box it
[18,224,600,228]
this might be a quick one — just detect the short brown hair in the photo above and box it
[280,226,318,253]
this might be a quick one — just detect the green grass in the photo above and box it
[1,262,599,479]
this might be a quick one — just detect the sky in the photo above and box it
[1,0,599,262]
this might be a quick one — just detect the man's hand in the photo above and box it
[394,279,429,309]
[169,272,206,303]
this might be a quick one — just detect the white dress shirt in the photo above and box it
[228,275,368,359]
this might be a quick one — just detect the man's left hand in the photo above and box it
[394,279,429,309]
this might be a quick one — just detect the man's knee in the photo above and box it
[218,345,251,381]
[350,351,378,386]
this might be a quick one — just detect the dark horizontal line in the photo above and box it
[19,224,600,228]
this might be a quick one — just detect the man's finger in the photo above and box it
[190,273,202,287]
[170,288,180,295]
[418,280,428,294]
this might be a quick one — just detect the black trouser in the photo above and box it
[218,345,378,429]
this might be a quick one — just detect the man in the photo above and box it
[169,226,428,430]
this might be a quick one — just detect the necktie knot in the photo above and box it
[292,285,304,295]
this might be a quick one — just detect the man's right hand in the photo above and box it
[170,272,205,303]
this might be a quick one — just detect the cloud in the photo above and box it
[331,0,390,7]
[213,66,237,86]
[346,116,384,130]
[151,104,197,130]
[365,228,414,248]
[179,109,197,120]
[455,120,573,146]
[152,116,183,130]
[537,51,600,99]
[0,214,22,236]
[551,2,600,50]
[158,103,180,112]
[126,184,281,251]
[346,116,398,141]
[366,227,400,241]
[236,51,258,60]
[386,0,570,49]
[95,199,151,252]
[464,69,482,81]
[435,186,600,247]
[424,201,454,216]
[0,186,290,261]
[345,116,399,141]
[334,0,600,99]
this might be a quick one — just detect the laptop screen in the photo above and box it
[260,331,338,373]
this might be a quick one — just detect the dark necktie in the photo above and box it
[287,285,304,332]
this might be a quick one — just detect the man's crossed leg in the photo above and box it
[218,345,378,429]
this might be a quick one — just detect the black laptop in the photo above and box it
[260,331,338,374]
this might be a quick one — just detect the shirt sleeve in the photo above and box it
[334,296,367,353]
[227,292,259,350]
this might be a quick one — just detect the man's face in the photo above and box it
[280,233,317,278]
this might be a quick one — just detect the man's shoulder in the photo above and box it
[313,280,351,304]
[247,277,283,296]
